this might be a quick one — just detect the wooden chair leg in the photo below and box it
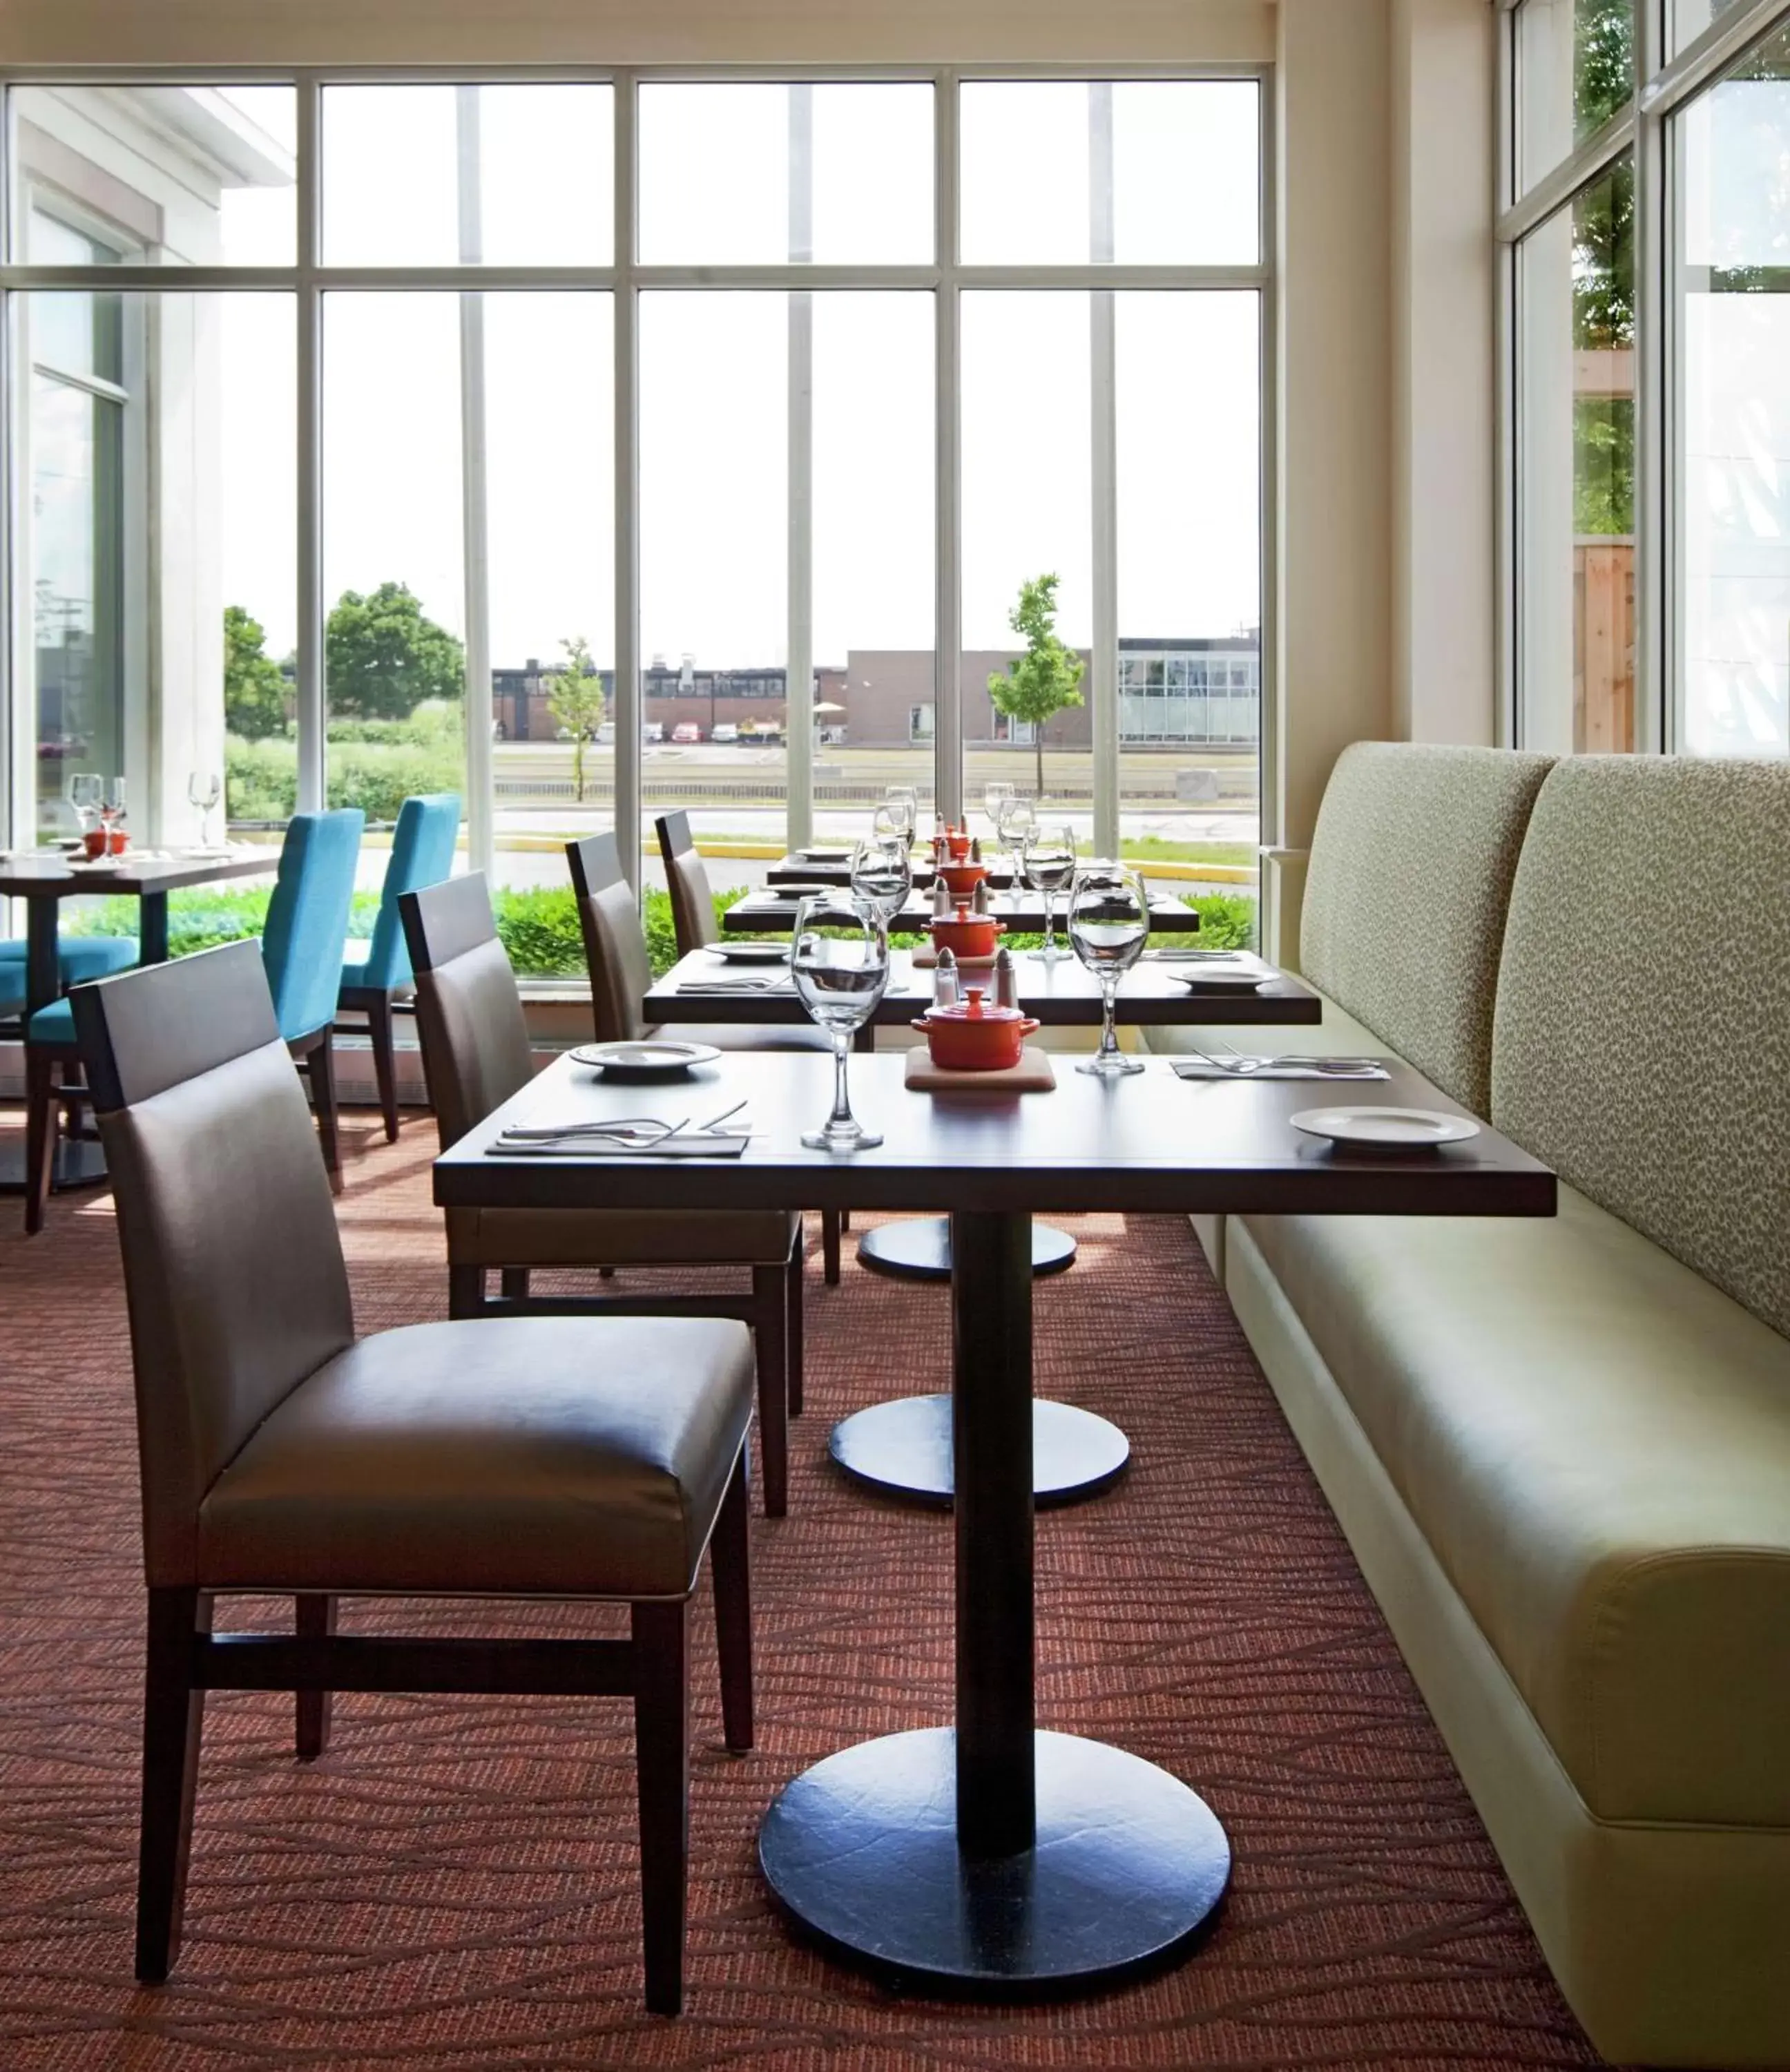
[448,1264,485,1318]
[500,1267,531,1303]
[366,996,400,1142]
[632,1600,689,2017]
[137,1588,211,1984]
[785,1235,805,1421]
[821,1207,841,1286]
[751,1263,789,1519]
[307,1031,342,1193]
[711,1450,753,1755]
[840,1209,851,1233]
[294,1595,336,1761]
[23,1051,59,1236]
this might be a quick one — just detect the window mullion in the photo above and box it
[294,72,325,817]
[613,69,642,894]
[934,68,961,829]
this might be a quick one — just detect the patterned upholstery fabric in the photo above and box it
[1300,743,1554,1115]
[1492,755,1790,1341]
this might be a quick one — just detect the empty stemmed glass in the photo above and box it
[1023,822,1077,962]
[66,772,102,840]
[187,769,222,849]
[1068,862,1150,1076]
[99,777,128,850]
[983,779,1014,840]
[881,785,918,844]
[850,834,912,925]
[792,899,890,1151]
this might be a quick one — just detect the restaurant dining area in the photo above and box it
[4,1,1790,2069]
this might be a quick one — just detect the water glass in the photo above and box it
[850,835,912,923]
[882,785,918,843]
[983,780,1014,837]
[187,769,222,847]
[792,899,890,1151]
[1068,863,1150,1076]
[1023,823,1077,963]
[66,772,102,834]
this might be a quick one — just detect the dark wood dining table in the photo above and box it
[434,1047,1555,1999]
[1,846,279,1189]
[723,885,1201,934]
[646,945,1324,1503]
[765,849,1019,889]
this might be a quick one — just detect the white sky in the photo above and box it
[215,81,1261,669]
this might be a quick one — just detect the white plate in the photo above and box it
[705,941,790,963]
[1168,966,1269,992]
[796,845,853,861]
[1291,1106,1479,1153]
[570,1040,722,1077]
[771,881,835,899]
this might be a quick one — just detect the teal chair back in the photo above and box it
[358,793,460,993]
[262,809,365,1043]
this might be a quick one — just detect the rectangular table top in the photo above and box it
[436,1049,1555,1221]
[0,847,277,898]
[767,852,1017,889]
[723,887,1200,935]
[647,948,1321,1028]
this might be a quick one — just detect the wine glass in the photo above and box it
[187,769,222,849]
[871,799,909,847]
[66,772,102,838]
[1023,823,1077,963]
[791,899,890,1152]
[99,777,128,849]
[983,779,1014,838]
[1068,862,1150,1077]
[882,785,918,843]
[850,834,912,924]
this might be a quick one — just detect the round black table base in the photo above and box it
[857,1216,1077,1282]
[0,1135,108,1196]
[829,1394,1129,1508]
[759,1727,1231,1997]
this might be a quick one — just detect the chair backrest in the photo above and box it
[568,833,653,1044]
[358,793,461,992]
[655,810,718,955]
[70,941,355,1589]
[1492,754,1790,1339]
[398,871,534,1150]
[261,808,366,1042]
[1299,743,1554,1115]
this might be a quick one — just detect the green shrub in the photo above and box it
[225,733,463,827]
[490,886,585,978]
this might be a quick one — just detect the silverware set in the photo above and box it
[497,1099,751,1149]
[1180,1044,1383,1077]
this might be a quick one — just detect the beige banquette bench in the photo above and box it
[1147,746,1790,2069]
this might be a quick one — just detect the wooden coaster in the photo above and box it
[904,1046,1056,1093]
[912,948,999,970]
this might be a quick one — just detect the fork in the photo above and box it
[498,1114,690,1144]
[1180,1044,1379,1077]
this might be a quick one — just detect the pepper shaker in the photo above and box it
[934,946,959,1008]
[994,943,1019,1011]
[932,877,952,917]
[971,879,991,915]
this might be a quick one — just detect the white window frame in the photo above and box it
[1497,0,1790,751]
[0,63,1275,896]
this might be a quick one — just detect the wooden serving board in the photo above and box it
[904,1046,1056,1093]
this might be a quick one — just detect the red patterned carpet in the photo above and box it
[0,1112,1606,2071]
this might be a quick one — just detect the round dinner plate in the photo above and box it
[570,1040,722,1077]
[705,941,791,963]
[796,845,853,861]
[1291,1106,1479,1153]
[1168,967,1269,992]
[771,881,836,900]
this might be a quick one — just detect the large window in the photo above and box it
[1503,0,1790,758]
[3,70,1268,973]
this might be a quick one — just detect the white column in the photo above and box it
[785,83,814,850]
[1088,81,1119,857]
[456,84,493,874]
[934,70,963,827]
[294,75,325,816]
[613,73,641,890]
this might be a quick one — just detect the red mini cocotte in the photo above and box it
[926,900,1005,961]
[912,986,1040,1071]
[937,859,989,901]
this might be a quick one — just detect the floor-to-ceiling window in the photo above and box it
[3,68,1269,974]
[1503,0,1790,757]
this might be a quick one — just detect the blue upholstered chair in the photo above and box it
[0,935,139,988]
[336,793,459,1140]
[23,809,365,1231]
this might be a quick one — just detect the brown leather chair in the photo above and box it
[655,810,720,957]
[401,871,802,1515]
[567,832,847,1307]
[69,939,753,2015]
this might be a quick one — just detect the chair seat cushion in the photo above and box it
[1139,988,1394,1068]
[28,999,75,1047]
[1239,1188,1790,1825]
[198,1314,755,1598]
[0,933,137,980]
[448,1204,800,1269]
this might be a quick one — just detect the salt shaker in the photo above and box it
[994,943,1019,1011]
[931,876,952,917]
[971,879,991,914]
[933,946,960,1008]
[970,836,983,863]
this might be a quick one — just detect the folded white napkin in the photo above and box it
[489,1131,752,1159]
[1171,1058,1389,1082]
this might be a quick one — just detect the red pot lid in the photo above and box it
[921,986,1024,1025]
